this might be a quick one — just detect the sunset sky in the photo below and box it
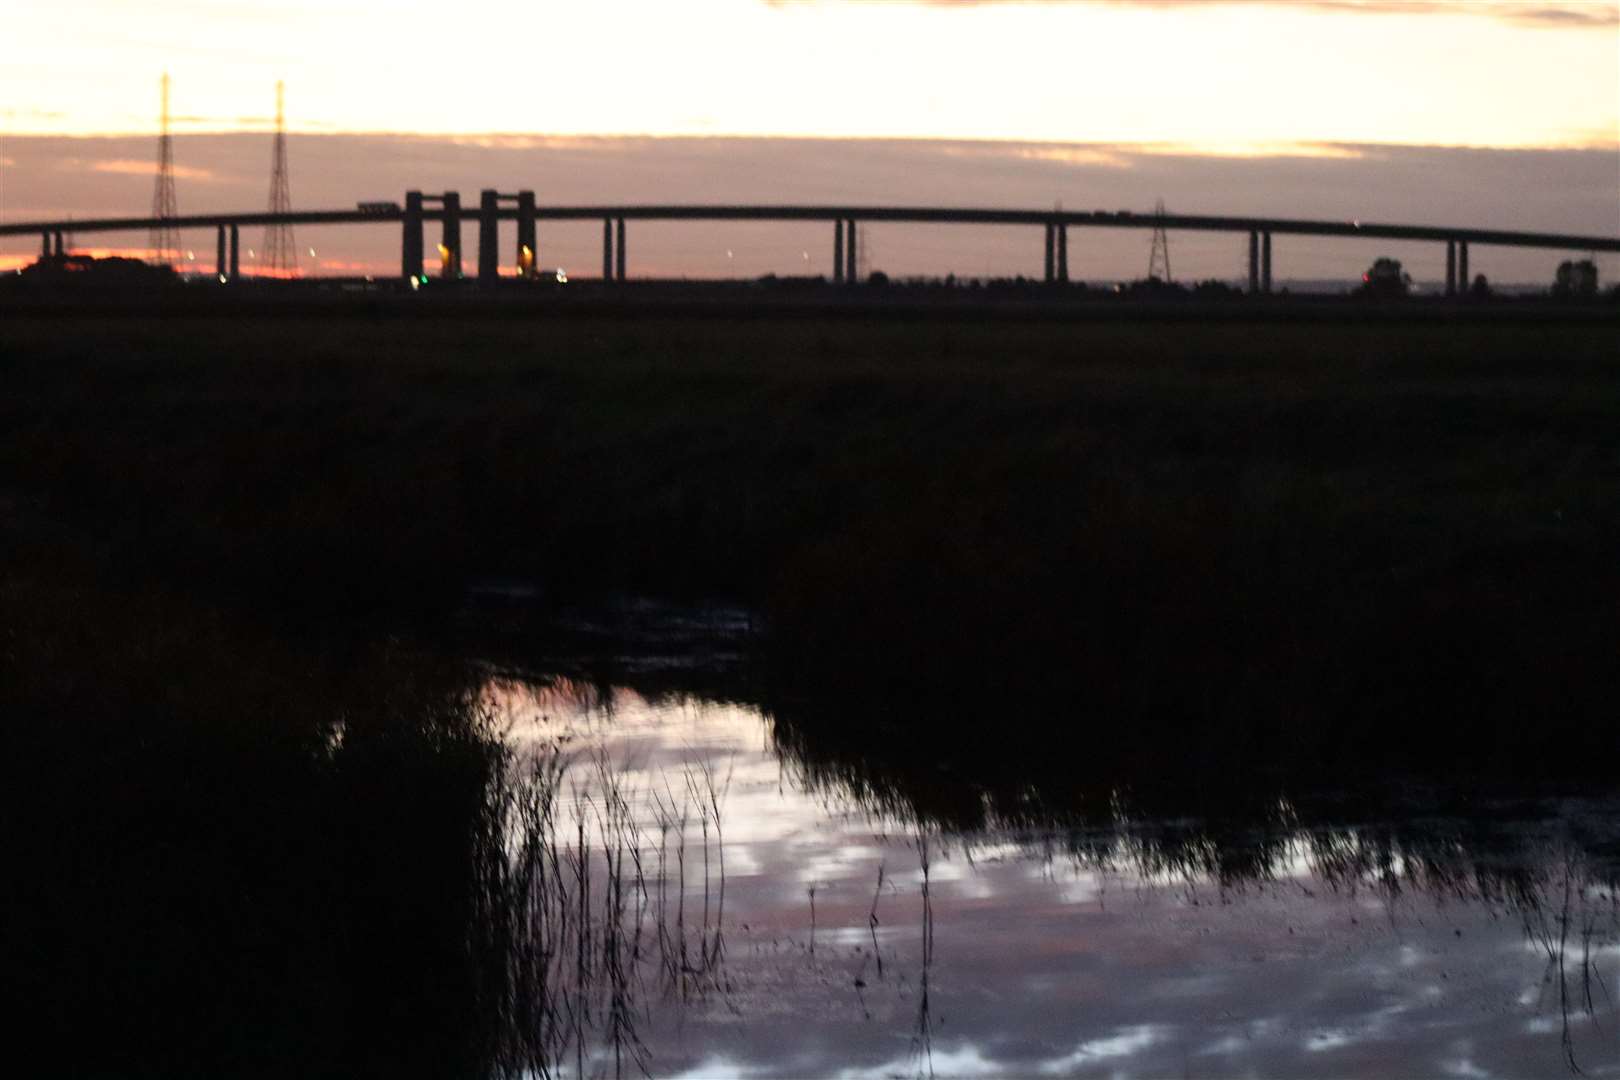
[3,0,1616,279]
[6,0,1617,146]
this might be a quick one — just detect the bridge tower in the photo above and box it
[262,81,298,276]
[1146,198,1172,282]
[149,74,180,267]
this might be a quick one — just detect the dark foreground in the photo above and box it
[2,310,1617,1075]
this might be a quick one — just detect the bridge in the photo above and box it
[5,191,1618,295]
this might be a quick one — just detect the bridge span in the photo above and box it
[5,192,1617,295]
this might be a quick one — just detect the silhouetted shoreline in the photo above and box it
[4,274,1619,324]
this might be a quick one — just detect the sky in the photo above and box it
[4,0,1617,146]
[2,0,1616,279]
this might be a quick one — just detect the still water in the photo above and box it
[475,675,1620,1078]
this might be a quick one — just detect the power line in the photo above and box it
[262,81,297,275]
[1147,197,1172,282]
[149,73,180,267]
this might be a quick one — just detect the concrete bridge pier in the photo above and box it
[602,219,613,280]
[833,221,844,283]
[845,220,858,284]
[229,225,240,280]
[442,192,462,279]
[616,217,626,282]
[1247,231,1259,294]
[402,191,424,282]
[1044,224,1055,283]
[53,231,65,257]
[478,190,500,286]
[1262,231,1273,294]
[516,191,536,278]
[1058,224,1069,283]
[1459,241,1469,292]
[41,231,50,257]
[1445,240,1457,296]
[216,226,227,280]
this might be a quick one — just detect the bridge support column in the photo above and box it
[1458,241,1469,293]
[602,219,613,280]
[1262,231,1272,294]
[833,220,844,283]
[1044,224,1055,283]
[402,190,424,283]
[229,225,240,280]
[1445,240,1456,297]
[1058,224,1069,283]
[845,220,857,284]
[41,231,50,258]
[216,226,227,280]
[516,191,536,279]
[616,218,626,282]
[478,190,500,286]
[1247,231,1259,294]
[54,231,64,257]
[442,192,462,279]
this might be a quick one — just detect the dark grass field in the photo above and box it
[4,308,1619,1073]
[3,310,1618,775]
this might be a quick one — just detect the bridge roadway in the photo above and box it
[6,200,1618,295]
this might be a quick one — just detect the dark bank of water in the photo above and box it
[5,582,1618,1078]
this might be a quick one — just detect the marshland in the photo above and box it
[3,309,1617,1076]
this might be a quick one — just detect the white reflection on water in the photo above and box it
[482,677,1620,1078]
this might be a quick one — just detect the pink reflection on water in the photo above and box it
[478,675,1620,1078]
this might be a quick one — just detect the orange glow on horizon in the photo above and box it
[0,247,363,278]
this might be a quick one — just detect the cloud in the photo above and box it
[763,1,1619,29]
[1039,1025,1169,1074]
[444,134,636,152]
[986,144,1133,168]
[1294,1,1619,26]
[1122,140,1370,160]
[87,159,217,181]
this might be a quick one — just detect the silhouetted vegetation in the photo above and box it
[1,531,502,1074]
[16,253,179,289]
[1554,258,1600,298]
[2,521,744,1075]
[2,312,1616,787]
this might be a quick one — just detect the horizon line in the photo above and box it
[6,130,1619,157]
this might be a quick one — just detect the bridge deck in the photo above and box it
[4,206,1617,252]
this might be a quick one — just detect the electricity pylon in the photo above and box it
[149,73,180,267]
[1147,198,1172,283]
[262,81,297,275]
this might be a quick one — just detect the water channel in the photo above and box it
[468,668,1619,1078]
